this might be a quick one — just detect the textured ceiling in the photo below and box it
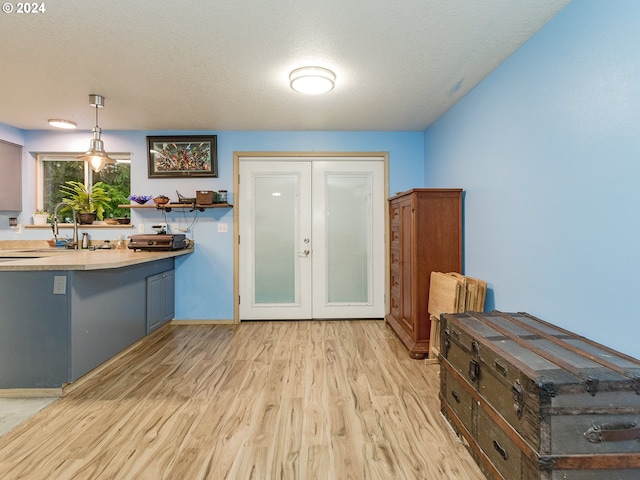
[0,0,570,132]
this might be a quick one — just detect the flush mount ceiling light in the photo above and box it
[289,66,336,95]
[77,94,117,173]
[48,119,77,129]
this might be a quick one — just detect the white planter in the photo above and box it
[33,214,48,225]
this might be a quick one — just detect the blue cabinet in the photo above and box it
[146,269,175,333]
[0,257,175,389]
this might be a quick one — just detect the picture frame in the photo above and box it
[147,135,218,178]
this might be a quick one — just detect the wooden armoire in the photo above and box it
[385,188,462,359]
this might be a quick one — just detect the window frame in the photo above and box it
[35,152,131,211]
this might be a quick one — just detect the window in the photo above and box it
[36,153,131,218]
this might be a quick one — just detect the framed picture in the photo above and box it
[147,135,218,178]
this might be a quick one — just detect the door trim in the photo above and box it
[233,151,390,323]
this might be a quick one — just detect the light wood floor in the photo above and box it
[0,320,485,480]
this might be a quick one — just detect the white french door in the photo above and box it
[239,156,385,320]
[240,160,313,319]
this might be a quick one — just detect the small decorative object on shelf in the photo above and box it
[176,190,196,204]
[129,195,153,205]
[33,210,49,225]
[77,212,97,224]
[196,190,216,205]
[153,195,170,206]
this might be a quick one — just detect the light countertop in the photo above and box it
[0,247,193,271]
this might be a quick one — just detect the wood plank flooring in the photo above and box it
[0,320,485,480]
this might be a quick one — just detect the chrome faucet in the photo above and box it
[52,202,79,249]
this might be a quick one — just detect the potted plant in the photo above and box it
[102,183,132,220]
[32,209,49,225]
[59,181,111,224]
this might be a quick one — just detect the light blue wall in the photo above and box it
[1,126,424,320]
[424,1,640,358]
[0,123,24,145]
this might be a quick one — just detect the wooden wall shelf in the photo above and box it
[25,224,134,230]
[119,203,232,212]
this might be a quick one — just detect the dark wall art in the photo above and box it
[147,135,217,178]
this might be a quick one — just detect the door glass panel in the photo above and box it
[253,175,297,304]
[326,174,371,303]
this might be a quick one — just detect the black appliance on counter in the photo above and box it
[128,234,187,251]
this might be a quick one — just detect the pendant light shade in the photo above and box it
[77,94,117,172]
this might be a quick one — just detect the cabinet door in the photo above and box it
[0,140,22,211]
[146,273,163,333]
[147,270,175,333]
[161,269,175,322]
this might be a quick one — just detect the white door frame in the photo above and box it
[233,151,390,322]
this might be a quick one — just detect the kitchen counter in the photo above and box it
[0,247,193,271]
[0,247,193,391]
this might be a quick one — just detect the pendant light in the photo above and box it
[77,94,117,172]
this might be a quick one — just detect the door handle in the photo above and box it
[299,238,311,256]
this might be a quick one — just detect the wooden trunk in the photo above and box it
[440,311,640,480]
[385,188,462,359]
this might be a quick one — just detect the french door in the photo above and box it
[239,156,385,320]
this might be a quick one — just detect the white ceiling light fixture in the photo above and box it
[77,94,117,173]
[289,66,336,95]
[48,119,77,129]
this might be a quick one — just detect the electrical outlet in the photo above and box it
[217,223,228,233]
[171,223,180,233]
[13,224,22,234]
[138,223,144,233]
[53,276,67,295]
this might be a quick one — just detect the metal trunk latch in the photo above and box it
[468,359,480,382]
[538,381,556,402]
[632,377,640,395]
[511,379,524,419]
[443,328,451,358]
[585,378,599,396]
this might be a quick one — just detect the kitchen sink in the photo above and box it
[0,248,79,258]
[20,248,76,253]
